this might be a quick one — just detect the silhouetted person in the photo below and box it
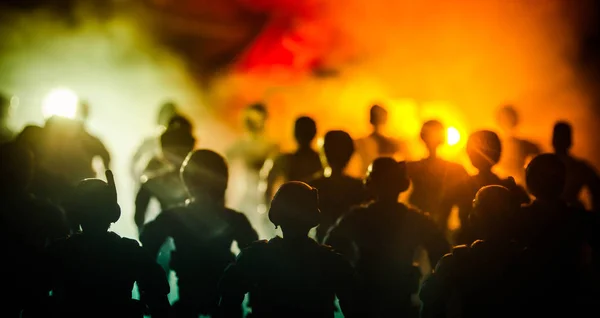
[496,105,540,184]
[15,125,64,204]
[326,158,449,317]
[35,114,110,214]
[134,120,195,231]
[141,150,258,317]
[355,104,406,175]
[0,142,69,317]
[219,182,358,318]
[420,186,530,318]
[552,121,600,211]
[518,154,596,315]
[0,93,14,143]
[45,171,170,318]
[131,101,179,183]
[407,120,470,232]
[226,103,279,239]
[74,100,111,172]
[265,116,322,201]
[309,130,367,243]
[456,130,531,244]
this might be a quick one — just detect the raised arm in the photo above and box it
[134,185,152,232]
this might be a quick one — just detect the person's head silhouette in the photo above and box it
[467,130,502,173]
[244,103,268,134]
[160,126,195,167]
[168,115,193,133]
[470,185,515,239]
[552,121,572,155]
[322,130,354,173]
[0,142,34,194]
[269,181,320,238]
[420,120,445,157]
[370,105,388,132]
[181,149,229,204]
[69,171,121,234]
[157,101,178,128]
[294,116,317,149]
[525,153,566,201]
[365,157,410,202]
[496,105,519,134]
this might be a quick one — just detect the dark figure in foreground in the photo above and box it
[355,105,405,175]
[456,130,530,244]
[326,158,449,317]
[407,120,470,232]
[141,150,258,317]
[310,130,367,243]
[131,101,179,183]
[495,105,540,184]
[0,142,68,317]
[46,171,170,318]
[519,154,597,315]
[552,121,600,211]
[265,116,323,201]
[420,185,530,318]
[135,120,195,231]
[219,182,358,318]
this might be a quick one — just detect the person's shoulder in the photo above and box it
[237,239,271,262]
[446,160,469,175]
[153,206,187,223]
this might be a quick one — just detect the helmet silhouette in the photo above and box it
[365,157,410,198]
[471,185,513,224]
[269,181,320,229]
[70,171,121,225]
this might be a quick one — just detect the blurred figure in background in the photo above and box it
[36,114,110,217]
[552,121,600,211]
[355,104,406,176]
[74,101,111,174]
[0,92,14,143]
[407,120,470,234]
[310,130,367,243]
[219,182,359,318]
[131,101,179,185]
[264,116,322,202]
[141,150,257,318]
[326,158,449,318]
[496,105,541,185]
[226,103,279,239]
[134,116,195,232]
[46,171,170,318]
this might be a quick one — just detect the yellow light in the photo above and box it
[447,127,460,146]
[42,88,79,119]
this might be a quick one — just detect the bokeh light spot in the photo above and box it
[42,88,79,119]
[447,127,460,146]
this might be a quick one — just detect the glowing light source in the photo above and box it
[447,127,461,146]
[42,88,79,119]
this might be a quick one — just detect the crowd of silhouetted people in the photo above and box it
[1,93,600,318]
